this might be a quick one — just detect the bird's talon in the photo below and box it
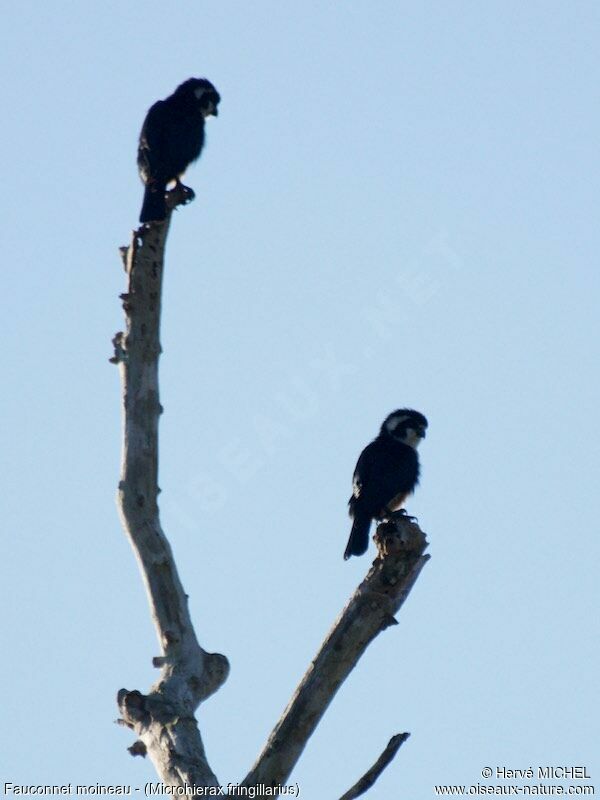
[389,510,418,524]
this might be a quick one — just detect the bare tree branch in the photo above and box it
[241,516,429,792]
[338,732,410,800]
[112,214,228,787]
[111,195,428,794]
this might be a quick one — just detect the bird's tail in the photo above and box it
[344,512,372,560]
[139,184,167,223]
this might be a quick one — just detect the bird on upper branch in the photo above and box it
[344,409,428,560]
[137,78,220,223]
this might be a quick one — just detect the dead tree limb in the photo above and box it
[338,732,410,800]
[241,516,429,792]
[112,213,228,787]
[111,197,429,795]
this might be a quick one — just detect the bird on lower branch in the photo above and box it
[344,409,428,560]
[137,77,220,223]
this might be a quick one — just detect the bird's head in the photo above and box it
[177,78,221,117]
[381,409,428,449]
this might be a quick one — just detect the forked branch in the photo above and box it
[112,199,428,797]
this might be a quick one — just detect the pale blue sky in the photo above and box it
[2,2,599,797]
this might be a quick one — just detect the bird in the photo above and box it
[344,409,428,560]
[137,77,220,223]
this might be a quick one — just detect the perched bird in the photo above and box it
[137,78,220,223]
[344,409,428,560]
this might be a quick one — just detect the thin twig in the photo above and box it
[338,733,410,800]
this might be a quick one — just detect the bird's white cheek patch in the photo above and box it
[385,415,409,435]
[404,430,421,449]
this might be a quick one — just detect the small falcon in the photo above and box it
[344,409,428,560]
[137,77,220,223]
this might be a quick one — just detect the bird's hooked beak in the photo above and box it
[202,101,219,119]
[419,428,427,439]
